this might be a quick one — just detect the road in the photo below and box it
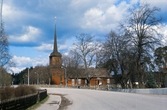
[44,88,167,110]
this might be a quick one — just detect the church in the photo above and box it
[49,24,65,85]
[48,24,112,87]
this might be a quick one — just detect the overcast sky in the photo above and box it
[2,0,167,73]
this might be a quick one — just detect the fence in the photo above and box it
[38,89,47,101]
[0,89,47,110]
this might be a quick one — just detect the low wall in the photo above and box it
[110,88,167,95]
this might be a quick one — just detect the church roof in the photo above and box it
[68,68,112,79]
[50,24,62,57]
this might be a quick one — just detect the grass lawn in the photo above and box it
[26,95,49,110]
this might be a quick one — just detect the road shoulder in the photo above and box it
[36,94,61,110]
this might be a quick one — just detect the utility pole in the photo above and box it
[61,66,67,87]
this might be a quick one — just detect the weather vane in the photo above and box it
[54,16,57,23]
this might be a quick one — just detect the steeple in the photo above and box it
[50,24,62,57]
[53,24,58,52]
[49,20,64,85]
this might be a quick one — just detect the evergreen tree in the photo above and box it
[145,73,156,88]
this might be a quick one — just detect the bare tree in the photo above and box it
[0,23,11,68]
[73,34,97,86]
[74,34,96,68]
[120,3,162,88]
[0,1,10,67]
[26,65,50,85]
[98,31,134,89]
[62,50,82,86]
[0,22,14,86]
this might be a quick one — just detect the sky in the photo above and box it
[1,0,167,73]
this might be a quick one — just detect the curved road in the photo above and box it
[45,88,167,110]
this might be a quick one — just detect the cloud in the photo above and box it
[140,0,167,7]
[9,26,42,46]
[11,56,32,67]
[10,55,49,73]
[81,1,129,33]
[35,43,53,52]
[3,1,45,23]
[140,0,167,22]
[13,56,31,66]
[2,4,27,23]
[9,67,26,74]
[130,0,139,4]
[59,37,76,52]
[32,55,49,67]
[35,36,75,52]
[160,24,167,45]
[82,8,104,28]
[70,0,117,10]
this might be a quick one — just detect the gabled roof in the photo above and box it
[68,68,112,79]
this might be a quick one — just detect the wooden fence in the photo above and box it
[0,89,47,110]
[38,89,47,101]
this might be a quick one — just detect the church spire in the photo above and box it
[50,22,62,57]
[53,24,58,52]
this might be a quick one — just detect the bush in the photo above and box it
[145,73,156,88]
[15,85,37,97]
[0,86,15,101]
[0,85,37,101]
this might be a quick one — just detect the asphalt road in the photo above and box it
[45,88,167,110]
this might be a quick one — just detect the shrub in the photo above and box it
[0,85,37,101]
[0,86,15,101]
[15,85,37,97]
[145,73,156,88]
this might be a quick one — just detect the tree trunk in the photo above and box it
[120,82,126,89]
[138,75,144,88]
[129,80,132,89]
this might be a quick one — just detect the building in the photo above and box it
[67,68,113,86]
[49,24,65,85]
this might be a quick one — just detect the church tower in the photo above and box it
[49,24,65,85]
